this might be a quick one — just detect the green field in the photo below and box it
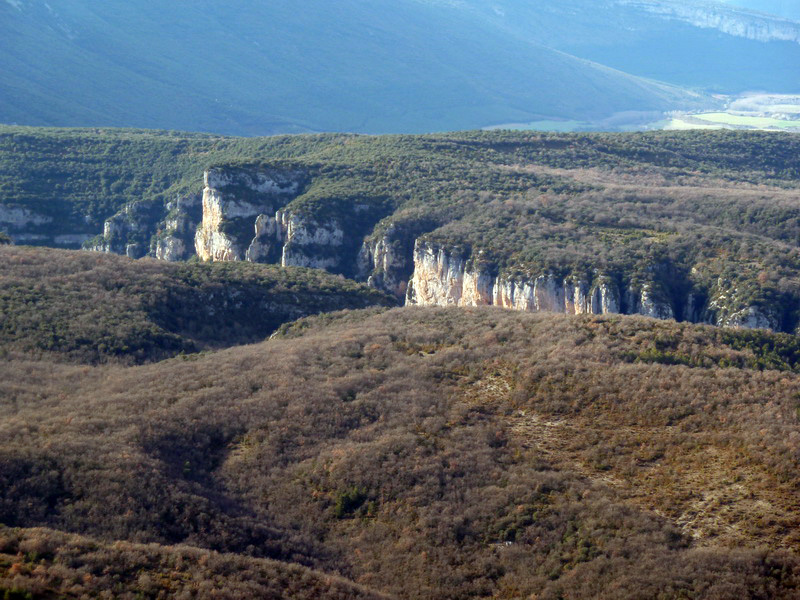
[652,111,800,132]
[695,112,800,129]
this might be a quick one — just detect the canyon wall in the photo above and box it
[74,166,789,332]
[194,166,305,262]
[404,240,780,329]
[0,205,92,248]
[622,0,800,44]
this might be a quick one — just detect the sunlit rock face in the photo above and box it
[405,241,778,331]
[89,201,164,259]
[155,194,202,262]
[194,167,304,262]
[705,277,781,331]
[405,241,633,317]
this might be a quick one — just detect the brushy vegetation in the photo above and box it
[0,246,393,364]
[0,526,388,600]
[2,126,798,232]
[4,127,800,328]
[3,307,800,598]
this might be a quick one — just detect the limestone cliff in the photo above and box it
[705,277,781,330]
[0,205,92,247]
[244,208,348,270]
[405,241,778,330]
[88,200,164,258]
[622,0,800,44]
[357,221,433,298]
[194,167,305,262]
[405,241,631,316]
[154,194,203,262]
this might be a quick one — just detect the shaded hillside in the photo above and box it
[2,307,800,598]
[488,0,800,94]
[0,0,715,135]
[0,245,393,364]
[724,0,800,20]
[0,527,389,600]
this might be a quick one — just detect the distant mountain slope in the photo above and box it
[460,0,800,95]
[722,0,800,21]
[0,0,719,134]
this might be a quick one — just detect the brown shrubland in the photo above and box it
[2,306,800,598]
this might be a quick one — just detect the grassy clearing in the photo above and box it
[694,112,800,129]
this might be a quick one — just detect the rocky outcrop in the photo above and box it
[357,222,428,298]
[405,241,785,330]
[622,0,800,44]
[278,210,346,271]
[626,282,675,320]
[0,205,52,230]
[704,277,781,330]
[154,194,203,262]
[0,205,87,246]
[243,209,347,270]
[89,200,164,258]
[88,193,200,260]
[408,242,726,325]
[194,166,391,277]
[405,241,635,316]
[194,167,305,262]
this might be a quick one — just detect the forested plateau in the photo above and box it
[3,126,800,331]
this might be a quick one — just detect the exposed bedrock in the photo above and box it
[246,209,346,271]
[405,240,778,330]
[194,167,383,276]
[89,200,165,259]
[405,241,627,316]
[194,167,305,262]
[357,220,437,298]
[705,276,781,331]
[621,0,800,44]
[154,194,203,261]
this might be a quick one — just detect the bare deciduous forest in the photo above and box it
[2,128,800,598]
[3,271,800,597]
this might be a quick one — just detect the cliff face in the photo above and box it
[89,200,166,258]
[246,209,348,270]
[0,205,92,248]
[622,0,800,44]
[357,222,429,297]
[194,167,305,262]
[705,277,781,330]
[154,194,203,262]
[193,166,396,280]
[404,241,780,330]
[405,241,630,316]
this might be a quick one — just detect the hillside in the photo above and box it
[722,0,800,20]
[3,126,800,333]
[464,0,800,97]
[3,307,800,598]
[0,245,393,364]
[12,0,800,134]
[0,527,389,600]
[3,1,800,135]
